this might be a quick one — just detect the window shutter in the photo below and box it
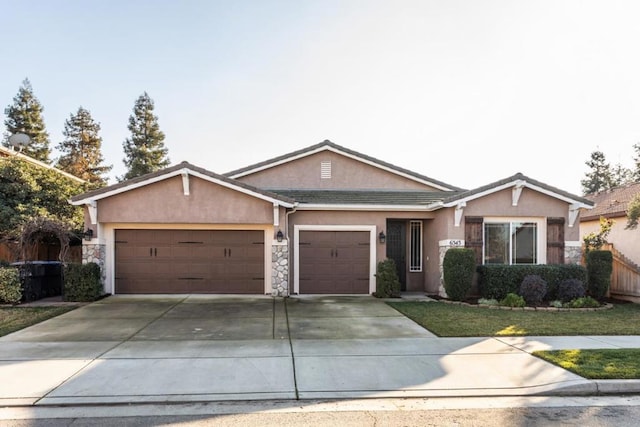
[465,216,483,265]
[547,217,565,264]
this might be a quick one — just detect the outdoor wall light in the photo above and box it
[378,231,386,244]
[84,228,94,241]
[276,230,284,242]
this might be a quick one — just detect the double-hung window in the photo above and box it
[484,220,540,265]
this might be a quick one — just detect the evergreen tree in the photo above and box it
[121,92,170,180]
[611,163,633,187]
[2,78,51,163]
[633,142,640,182]
[581,150,614,195]
[56,107,112,186]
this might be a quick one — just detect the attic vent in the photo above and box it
[321,161,331,179]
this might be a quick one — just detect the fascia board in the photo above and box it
[71,168,295,207]
[228,145,454,191]
[295,203,440,211]
[441,181,593,209]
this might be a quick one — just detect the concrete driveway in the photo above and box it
[0,295,595,406]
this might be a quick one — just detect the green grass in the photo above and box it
[387,301,640,337]
[0,306,76,337]
[534,349,640,379]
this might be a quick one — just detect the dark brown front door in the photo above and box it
[115,229,264,294]
[299,230,370,294]
[386,220,407,291]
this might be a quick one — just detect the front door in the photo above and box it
[386,220,406,291]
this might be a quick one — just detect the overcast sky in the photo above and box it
[2,0,639,195]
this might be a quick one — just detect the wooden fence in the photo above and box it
[604,244,640,302]
[0,242,82,264]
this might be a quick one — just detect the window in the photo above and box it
[409,220,422,272]
[484,221,537,265]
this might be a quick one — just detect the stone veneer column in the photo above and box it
[564,241,583,265]
[271,241,289,296]
[82,243,106,286]
[437,239,466,298]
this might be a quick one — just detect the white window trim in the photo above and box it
[409,220,423,272]
[293,225,377,294]
[482,217,546,265]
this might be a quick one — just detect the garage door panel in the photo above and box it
[115,229,265,294]
[299,230,370,294]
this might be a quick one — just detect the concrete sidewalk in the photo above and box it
[1,295,639,407]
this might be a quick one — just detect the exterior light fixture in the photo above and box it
[378,231,386,244]
[84,228,94,241]
[276,230,284,242]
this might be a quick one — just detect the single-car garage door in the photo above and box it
[299,230,370,294]
[115,229,264,294]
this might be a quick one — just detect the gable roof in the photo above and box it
[427,172,594,209]
[224,140,464,192]
[0,145,86,184]
[70,161,296,207]
[581,181,640,221]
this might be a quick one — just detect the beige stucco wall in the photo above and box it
[235,151,440,190]
[581,216,640,265]
[287,209,438,293]
[97,176,275,225]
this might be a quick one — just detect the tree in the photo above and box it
[2,78,51,163]
[627,194,640,230]
[56,107,112,186]
[121,92,170,180]
[0,157,85,239]
[581,151,614,195]
[633,143,640,182]
[611,163,633,187]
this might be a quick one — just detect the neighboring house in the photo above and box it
[70,140,593,296]
[581,182,640,266]
[0,145,85,184]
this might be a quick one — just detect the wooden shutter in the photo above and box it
[465,216,484,265]
[547,217,565,264]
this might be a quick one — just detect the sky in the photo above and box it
[1,0,640,195]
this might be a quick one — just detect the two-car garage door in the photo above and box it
[115,229,264,294]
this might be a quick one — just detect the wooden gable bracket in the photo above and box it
[87,201,97,225]
[568,203,580,227]
[181,170,190,196]
[512,180,525,206]
[454,201,466,227]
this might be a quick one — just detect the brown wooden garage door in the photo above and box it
[115,229,264,294]
[299,230,370,294]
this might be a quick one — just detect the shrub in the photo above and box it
[499,293,526,308]
[0,267,22,304]
[549,300,563,308]
[564,296,601,308]
[478,298,499,306]
[477,264,587,301]
[586,250,613,299]
[443,248,476,301]
[64,263,103,302]
[373,259,401,298]
[519,275,548,306]
[557,278,586,303]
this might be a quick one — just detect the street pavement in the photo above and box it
[1,294,640,408]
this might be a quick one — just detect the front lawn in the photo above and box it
[0,306,76,337]
[534,349,640,379]
[387,301,640,336]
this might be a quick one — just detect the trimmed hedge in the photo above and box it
[373,258,401,298]
[443,248,476,301]
[63,263,103,302]
[586,250,613,299]
[477,264,587,301]
[0,267,22,304]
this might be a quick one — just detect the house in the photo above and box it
[581,182,640,266]
[70,140,594,296]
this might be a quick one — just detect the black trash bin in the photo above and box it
[11,261,63,302]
